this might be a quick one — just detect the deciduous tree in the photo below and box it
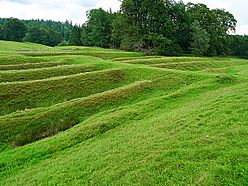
[3,18,27,42]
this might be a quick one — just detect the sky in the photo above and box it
[0,0,247,35]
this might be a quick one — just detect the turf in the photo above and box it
[0,40,51,52]
[0,40,248,185]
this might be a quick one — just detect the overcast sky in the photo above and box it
[0,0,247,35]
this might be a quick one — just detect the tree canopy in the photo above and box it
[0,1,247,57]
[0,18,73,46]
[24,26,63,46]
[2,18,27,42]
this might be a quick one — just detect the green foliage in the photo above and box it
[2,18,27,42]
[0,25,4,40]
[80,25,92,46]
[46,29,63,46]
[83,8,114,48]
[145,33,182,56]
[119,0,179,53]
[187,3,237,56]
[111,13,129,48]
[116,0,237,56]
[69,25,81,46]
[23,19,73,41]
[0,18,73,46]
[190,21,210,56]
[229,35,248,56]
[24,26,62,46]
[24,26,63,46]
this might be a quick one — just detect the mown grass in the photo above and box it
[122,56,247,66]
[0,40,248,185]
[0,80,152,146]
[0,54,105,65]
[0,63,113,82]
[226,64,248,78]
[0,65,211,146]
[23,51,144,60]
[0,40,51,52]
[0,68,128,115]
[0,55,51,65]
[0,61,67,71]
[121,56,212,64]
[152,60,248,71]
[0,80,247,185]
[113,56,162,61]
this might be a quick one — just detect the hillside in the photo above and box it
[0,40,247,185]
[0,40,51,52]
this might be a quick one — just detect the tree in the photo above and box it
[0,25,3,40]
[80,25,92,46]
[186,3,237,55]
[44,28,63,46]
[171,2,192,52]
[69,25,82,46]
[85,8,114,48]
[229,35,248,56]
[111,13,125,48]
[145,33,182,55]
[117,0,185,54]
[24,26,62,46]
[17,18,73,42]
[112,13,141,50]
[190,21,210,56]
[212,9,236,34]
[24,26,44,44]
[3,18,27,41]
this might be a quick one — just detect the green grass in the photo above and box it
[0,68,129,115]
[151,60,248,71]
[0,40,51,52]
[22,46,144,60]
[0,40,248,185]
[227,65,248,78]
[0,61,66,70]
[0,62,114,83]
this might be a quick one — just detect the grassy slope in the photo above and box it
[0,41,248,185]
[0,40,51,52]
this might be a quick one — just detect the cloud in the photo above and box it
[236,25,248,35]
[0,0,120,24]
[5,0,30,4]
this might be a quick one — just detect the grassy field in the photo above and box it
[0,40,248,185]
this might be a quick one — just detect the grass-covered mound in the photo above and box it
[0,41,247,185]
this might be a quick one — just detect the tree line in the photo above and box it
[0,18,73,47]
[1,0,248,57]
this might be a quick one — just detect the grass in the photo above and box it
[0,68,129,115]
[0,62,114,83]
[227,65,248,78]
[0,40,248,185]
[0,40,51,52]
[0,80,152,146]
[151,60,248,71]
[22,46,144,60]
